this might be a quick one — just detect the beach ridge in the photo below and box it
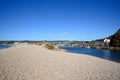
[0,44,120,80]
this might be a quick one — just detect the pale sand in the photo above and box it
[0,45,120,80]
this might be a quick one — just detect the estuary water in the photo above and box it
[0,44,11,49]
[59,46,120,63]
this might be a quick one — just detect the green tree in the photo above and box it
[109,29,120,47]
[110,38,120,47]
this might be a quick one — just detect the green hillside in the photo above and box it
[109,29,120,47]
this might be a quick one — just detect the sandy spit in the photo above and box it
[0,45,120,80]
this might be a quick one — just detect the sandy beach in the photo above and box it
[0,44,120,80]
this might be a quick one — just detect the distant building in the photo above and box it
[95,39,104,46]
[104,39,110,47]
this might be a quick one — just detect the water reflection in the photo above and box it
[103,50,110,60]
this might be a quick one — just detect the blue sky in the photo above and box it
[0,0,120,41]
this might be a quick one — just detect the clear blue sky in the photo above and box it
[0,0,120,41]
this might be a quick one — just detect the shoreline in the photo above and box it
[59,46,120,63]
[91,46,120,50]
[0,44,120,80]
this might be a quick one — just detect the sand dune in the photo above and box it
[0,45,120,80]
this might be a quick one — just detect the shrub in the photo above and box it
[45,44,55,50]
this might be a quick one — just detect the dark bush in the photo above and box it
[45,44,55,50]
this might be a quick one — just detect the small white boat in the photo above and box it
[86,46,90,48]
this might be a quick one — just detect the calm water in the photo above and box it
[0,44,11,49]
[59,46,120,63]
